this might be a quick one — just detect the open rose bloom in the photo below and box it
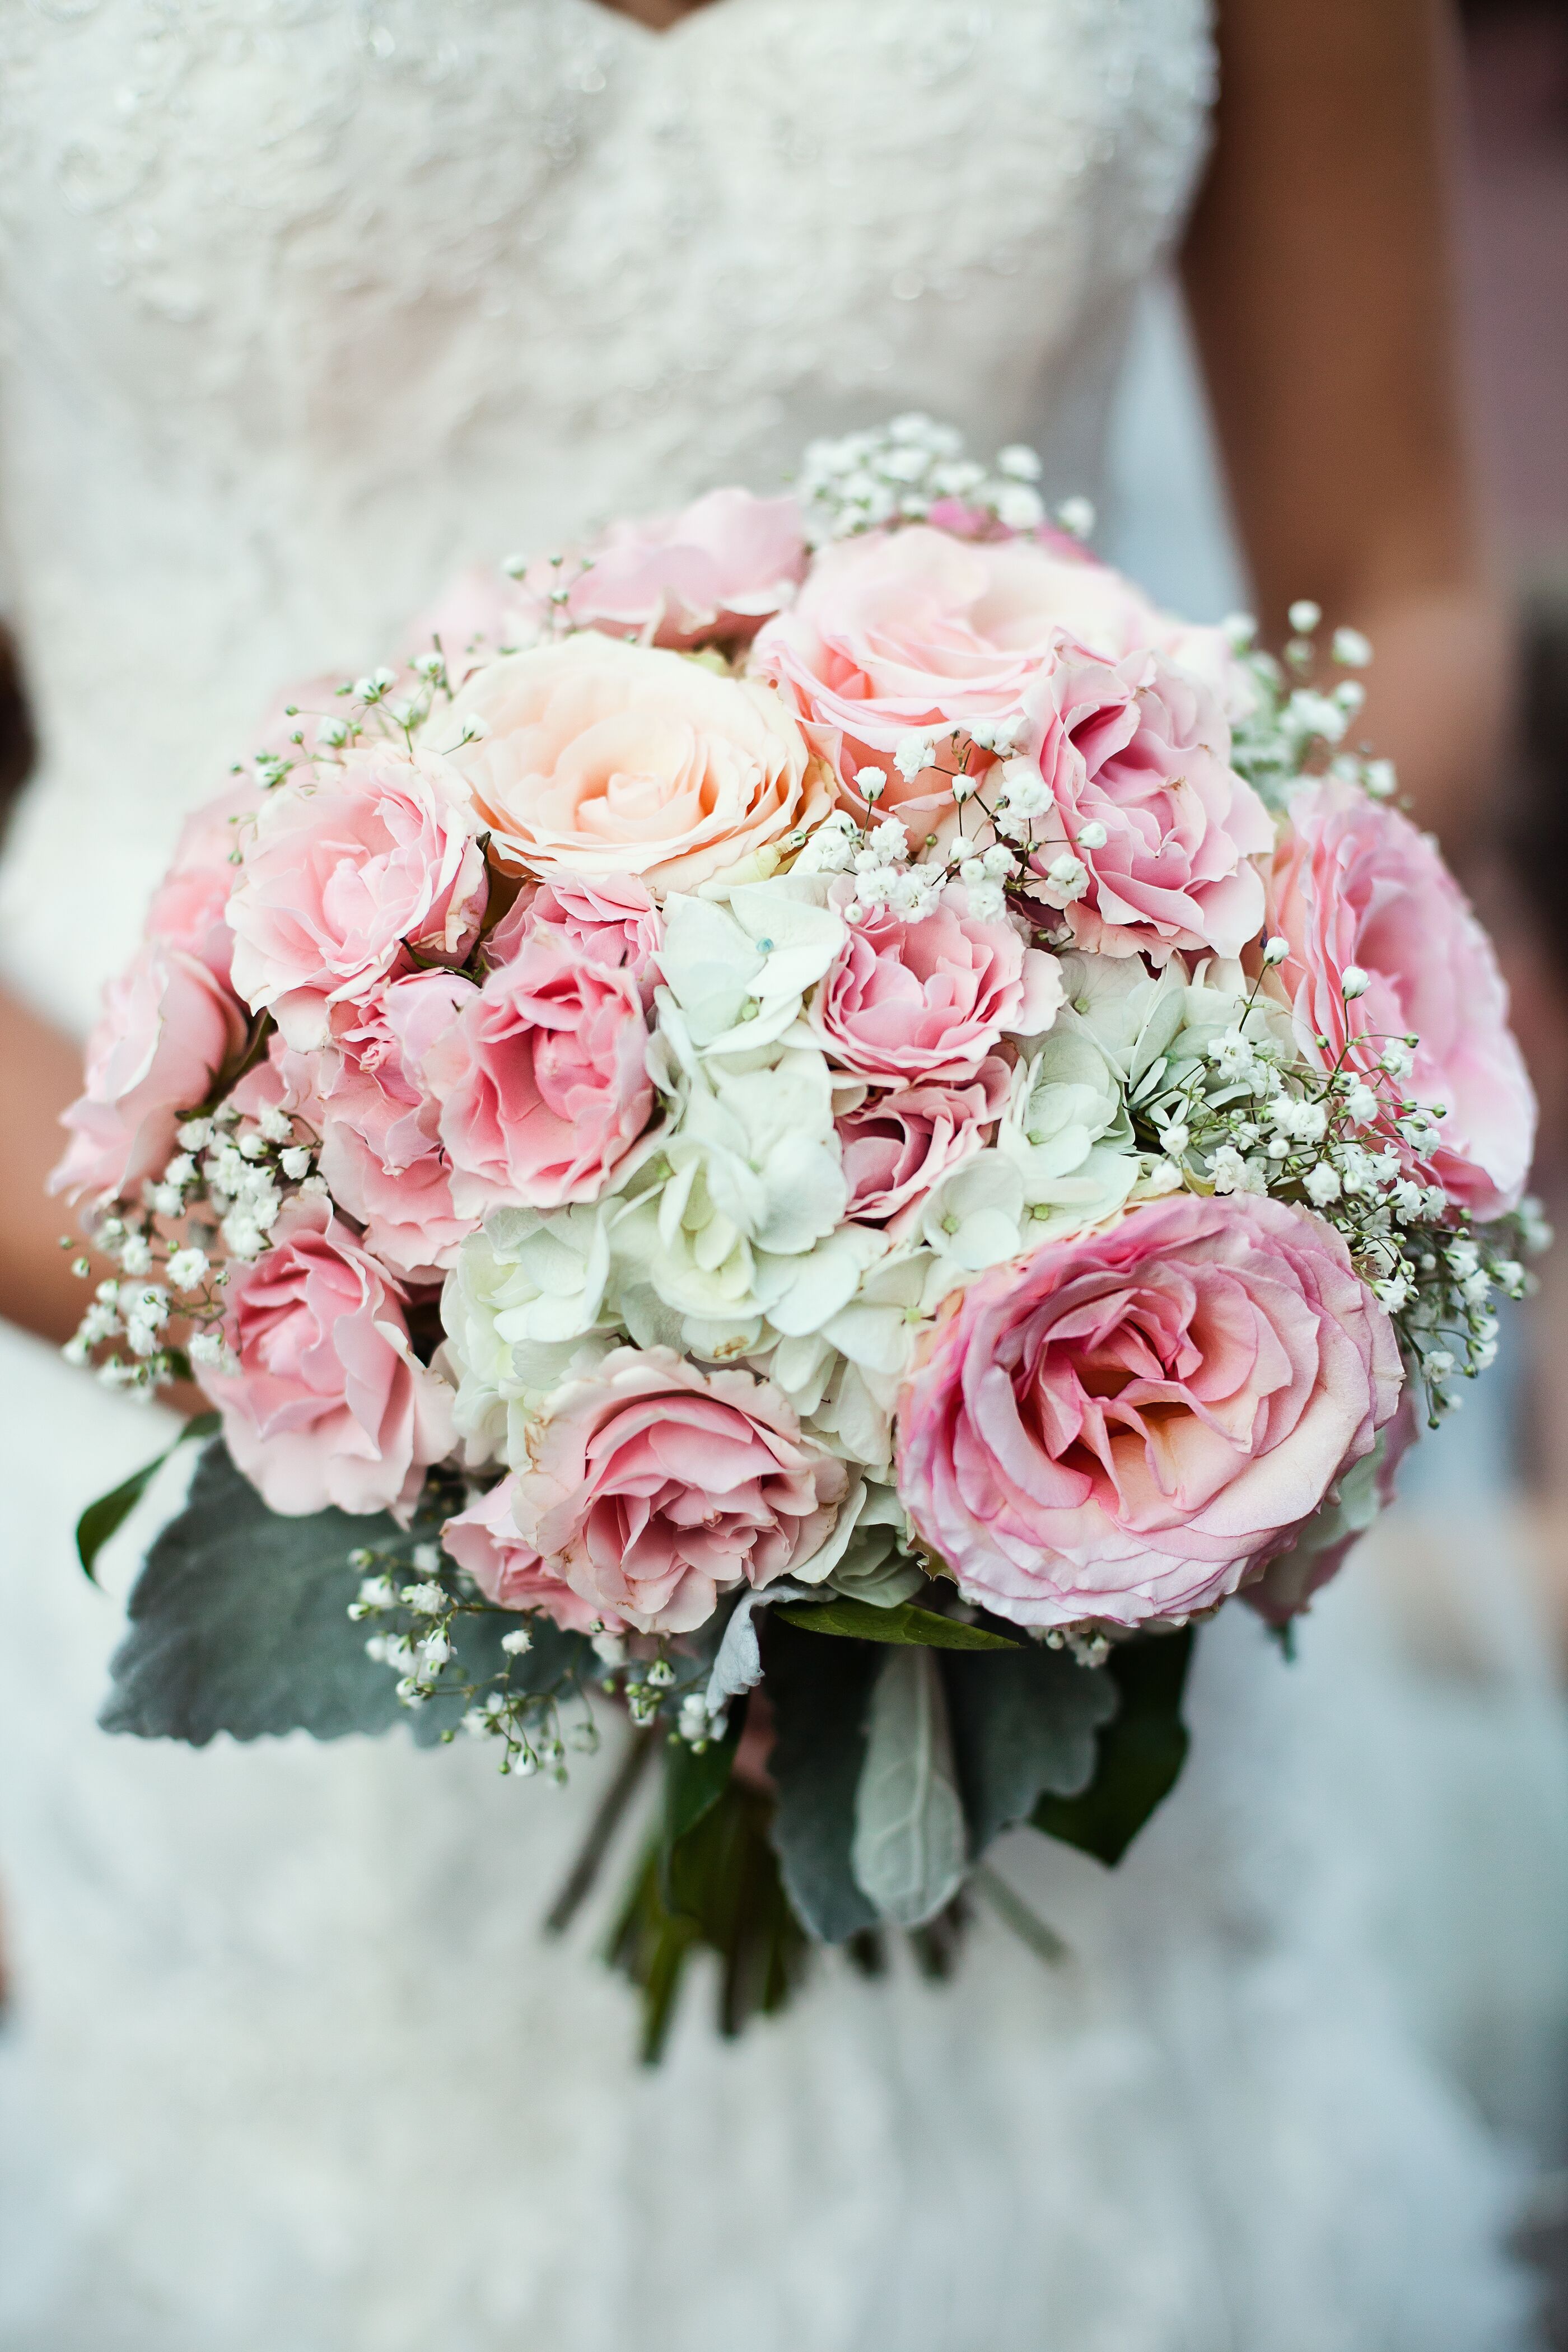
[59,419,1540,2035]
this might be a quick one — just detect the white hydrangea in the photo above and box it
[996,1029,1140,1240]
[623,1044,861,1348]
[439,1202,623,1464]
[655,880,844,1063]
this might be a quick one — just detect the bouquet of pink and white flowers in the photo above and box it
[57,418,1541,2053]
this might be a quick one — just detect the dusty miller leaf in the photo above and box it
[942,1642,1119,1858]
[850,1647,967,1929]
[101,1438,411,1743]
[763,1614,879,1943]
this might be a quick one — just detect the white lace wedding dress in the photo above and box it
[0,4,1542,2345]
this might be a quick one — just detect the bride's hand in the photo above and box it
[0,983,95,1346]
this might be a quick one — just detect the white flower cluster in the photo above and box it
[63,1099,325,1392]
[346,1528,602,1775]
[797,412,1093,547]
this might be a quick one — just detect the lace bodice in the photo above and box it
[0,0,1212,1030]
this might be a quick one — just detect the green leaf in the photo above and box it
[849,1648,967,1929]
[607,1780,810,2063]
[773,1595,1021,1651]
[100,1438,411,1743]
[1031,1628,1194,1867]
[660,1713,741,1876]
[76,1412,220,1583]
[763,1613,880,1942]
[942,1642,1119,1859]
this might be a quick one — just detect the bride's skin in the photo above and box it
[0,0,1503,1347]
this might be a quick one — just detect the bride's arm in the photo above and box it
[1184,0,1506,857]
[0,983,90,1343]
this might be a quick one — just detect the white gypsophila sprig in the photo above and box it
[796,415,1091,549]
[59,1092,332,1398]
[344,1513,604,1777]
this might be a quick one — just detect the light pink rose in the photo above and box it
[440,1475,628,1636]
[52,943,249,1206]
[143,778,263,984]
[754,525,1217,841]
[203,1193,454,1519]
[519,489,806,650]
[313,969,478,1280]
[838,1060,1009,1230]
[508,1345,850,1635]
[423,918,654,1217]
[1245,1389,1419,1627]
[226,742,488,1049]
[810,886,1061,1085]
[1016,643,1273,961]
[1269,778,1536,1220]
[895,1192,1404,1632]
[484,871,662,998]
[439,633,827,898]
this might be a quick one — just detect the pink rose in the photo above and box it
[520,489,806,650]
[1269,778,1535,1220]
[1016,643,1273,961]
[1245,1389,1419,1627]
[753,525,1198,840]
[508,1346,850,1635]
[226,742,488,1048]
[203,1193,454,1519]
[52,943,249,1206]
[483,871,662,997]
[838,1060,1008,1230]
[895,1192,1404,1631]
[143,778,263,983]
[439,633,827,898]
[440,1475,627,1636]
[423,917,654,1217]
[809,886,1061,1085]
[313,969,478,1280]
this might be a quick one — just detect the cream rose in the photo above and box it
[436,634,829,898]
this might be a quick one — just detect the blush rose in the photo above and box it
[423,918,655,1217]
[810,885,1061,1085]
[519,488,806,649]
[1269,777,1535,1220]
[753,524,1230,841]
[507,1346,851,1635]
[314,969,478,1280]
[1015,643,1273,961]
[52,942,249,1206]
[483,871,662,999]
[838,1060,1009,1231]
[438,633,828,898]
[203,1194,455,1519]
[226,741,488,1048]
[441,1474,627,1636]
[895,1191,1403,1631]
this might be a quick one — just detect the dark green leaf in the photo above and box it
[606,1780,810,2063]
[1032,1628,1194,1867]
[762,1614,880,1942]
[661,1713,740,1855]
[773,1595,1021,1650]
[942,1642,1118,1858]
[76,1412,220,1583]
[100,1438,409,1743]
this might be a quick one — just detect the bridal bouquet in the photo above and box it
[57,417,1539,2053]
